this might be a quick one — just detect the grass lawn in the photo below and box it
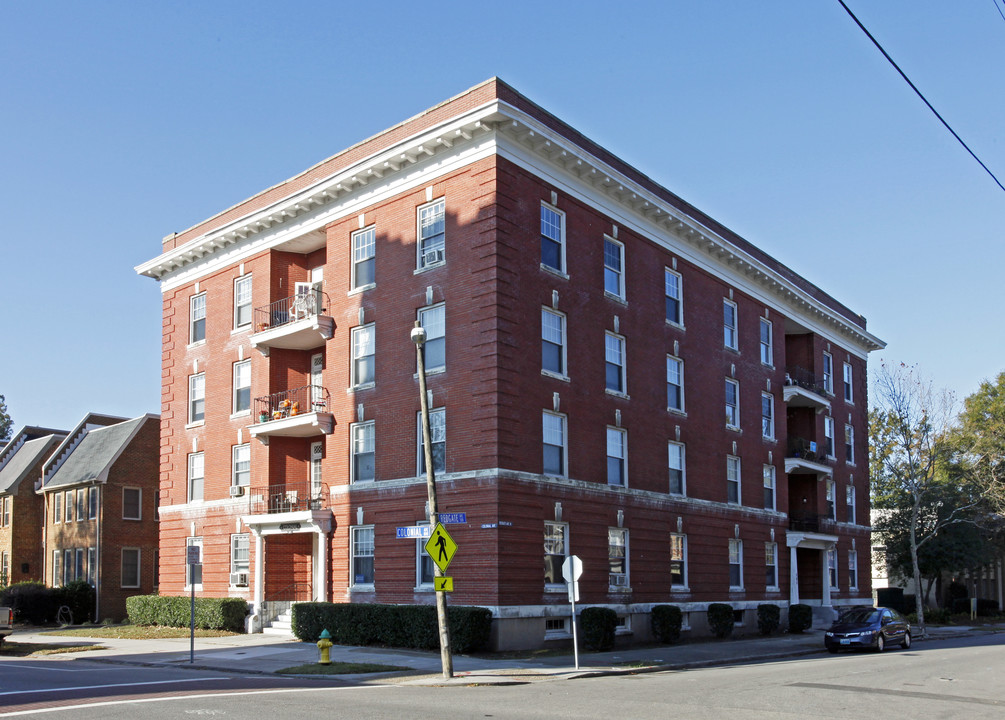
[42,625,241,640]
[0,642,108,657]
[277,662,413,676]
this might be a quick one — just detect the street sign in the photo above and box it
[424,522,458,573]
[562,555,583,582]
[187,545,201,565]
[396,526,433,539]
[438,513,466,524]
[434,576,454,592]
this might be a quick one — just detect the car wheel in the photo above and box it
[876,634,885,652]
[902,632,911,649]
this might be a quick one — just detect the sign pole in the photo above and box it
[570,589,579,670]
[189,563,195,664]
[562,555,583,671]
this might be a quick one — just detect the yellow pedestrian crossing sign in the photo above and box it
[424,522,457,573]
[434,576,453,592]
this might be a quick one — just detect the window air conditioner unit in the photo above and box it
[229,486,245,497]
[230,572,249,587]
[423,249,443,266]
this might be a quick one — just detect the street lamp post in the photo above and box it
[411,321,453,679]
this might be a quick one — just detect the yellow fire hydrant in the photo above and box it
[317,629,333,665]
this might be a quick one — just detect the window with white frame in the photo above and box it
[828,547,838,589]
[607,427,626,486]
[351,526,375,586]
[540,203,564,272]
[763,464,776,510]
[418,304,445,372]
[122,487,141,520]
[352,324,375,387]
[541,308,566,376]
[670,533,687,589]
[765,542,778,589]
[231,534,250,580]
[88,486,98,519]
[186,537,202,588]
[761,393,774,439]
[544,521,569,587]
[54,492,61,523]
[121,548,140,588]
[665,268,682,325]
[608,527,629,588]
[667,355,684,412]
[189,373,205,424]
[310,441,323,496]
[232,444,250,487]
[847,485,857,524]
[64,490,73,522]
[63,548,72,584]
[190,293,206,344]
[603,236,625,299]
[353,421,375,483]
[725,378,739,428]
[605,332,626,393]
[1,551,8,584]
[545,617,568,636]
[668,441,685,495]
[417,408,445,476]
[843,362,853,403]
[234,275,252,329]
[723,299,738,350]
[759,317,772,366]
[415,521,434,588]
[729,538,744,589]
[52,550,61,586]
[823,352,834,394]
[826,479,835,519]
[727,455,741,504]
[87,547,96,585]
[76,488,86,521]
[188,452,204,503]
[845,424,855,464]
[351,226,376,290]
[1,496,9,526]
[543,412,567,477]
[233,359,251,414]
[824,416,835,457]
[418,199,445,268]
[849,551,859,589]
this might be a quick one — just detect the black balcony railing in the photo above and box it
[789,513,826,532]
[784,366,829,397]
[248,480,329,515]
[787,436,833,463]
[254,385,330,423]
[253,290,330,332]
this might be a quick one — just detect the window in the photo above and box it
[843,362,853,403]
[607,427,626,486]
[122,488,141,520]
[668,442,685,495]
[231,534,250,578]
[761,393,774,439]
[765,542,778,589]
[351,226,376,289]
[727,455,741,504]
[186,537,202,588]
[54,492,62,523]
[763,465,776,510]
[232,444,250,487]
[845,424,855,464]
[52,550,61,586]
[544,521,568,587]
[353,421,375,483]
[188,452,204,503]
[417,408,445,476]
[665,268,682,325]
[75,548,84,580]
[1,496,8,526]
[189,373,205,424]
[827,547,838,589]
[1,551,7,584]
[670,533,687,588]
[543,412,567,477]
[847,485,857,524]
[88,487,98,519]
[849,551,859,589]
[541,308,566,376]
[666,356,684,412]
[603,236,625,299]
[605,332,626,393]
[608,528,628,588]
[76,489,86,522]
[234,275,252,328]
[723,299,738,350]
[540,203,564,272]
[61,548,71,583]
[729,538,744,589]
[418,304,445,372]
[121,548,140,588]
[310,441,323,496]
[351,526,375,586]
[190,293,206,344]
[351,324,375,387]
[545,618,568,636]
[418,199,445,268]
[725,378,739,428]
[415,522,434,588]
[826,479,835,519]
[759,318,772,366]
[87,547,96,585]
[233,360,251,414]
[64,490,73,522]
[822,352,834,394]
[824,416,835,457]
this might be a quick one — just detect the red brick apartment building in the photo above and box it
[136,78,884,649]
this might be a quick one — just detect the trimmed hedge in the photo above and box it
[580,607,617,651]
[0,580,95,625]
[707,603,734,639]
[651,605,683,644]
[788,603,812,633]
[126,595,249,632]
[291,602,492,654]
[757,604,780,636]
[951,597,1001,616]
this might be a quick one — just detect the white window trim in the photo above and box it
[604,331,627,396]
[608,527,630,591]
[544,520,570,591]
[670,533,689,591]
[668,441,686,496]
[541,307,568,380]
[828,547,839,591]
[843,362,854,403]
[233,274,253,330]
[845,424,856,465]
[351,420,376,484]
[765,542,779,591]
[759,317,773,366]
[542,411,568,478]
[188,372,205,426]
[729,538,745,591]
[232,359,251,416]
[849,551,859,590]
[230,533,250,581]
[189,292,207,347]
[824,416,836,459]
[417,303,446,374]
[350,525,376,590]
[727,455,742,505]
[603,235,626,301]
[763,464,776,511]
[416,198,446,270]
[540,202,567,276]
[121,548,141,589]
[122,487,142,521]
[667,355,685,414]
[847,485,857,525]
[725,378,740,430]
[665,267,684,327]
[723,299,738,351]
[188,452,204,503]
[416,408,445,477]
[351,323,376,389]
[761,392,774,440]
[414,521,434,591]
[351,225,376,292]
[606,426,627,487]
[232,443,251,487]
[823,352,834,395]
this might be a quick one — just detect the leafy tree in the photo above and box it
[954,372,1005,513]
[0,395,10,444]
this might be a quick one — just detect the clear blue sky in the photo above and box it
[2,0,1002,431]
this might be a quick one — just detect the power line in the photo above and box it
[837,0,1005,194]
[993,0,1005,26]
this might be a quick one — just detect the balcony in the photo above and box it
[785,437,833,477]
[788,512,831,532]
[251,291,334,355]
[248,385,334,443]
[246,480,329,515]
[783,366,831,413]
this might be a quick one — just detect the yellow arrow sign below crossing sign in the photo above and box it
[424,522,457,573]
[434,576,453,592]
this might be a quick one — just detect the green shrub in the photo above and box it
[757,604,780,636]
[924,607,952,624]
[54,580,96,624]
[126,595,249,632]
[291,603,492,653]
[707,603,734,639]
[950,597,1001,616]
[1,581,56,625]
[651,605,683,644]
[788,603,812,633]
[580,607,618,651]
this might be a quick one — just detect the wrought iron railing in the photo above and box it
[249,479,329,514]
[254,385,330,423]
[784,366,829,396]
[253,290,330,332]
[789,513,829,532]
[787,436,833,463]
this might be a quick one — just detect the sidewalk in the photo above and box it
[3,624,978,686]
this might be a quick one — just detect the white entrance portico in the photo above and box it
[786,530,838,609]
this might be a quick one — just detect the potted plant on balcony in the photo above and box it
[258,411,269,423]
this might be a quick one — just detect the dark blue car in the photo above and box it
[824,607,912,653]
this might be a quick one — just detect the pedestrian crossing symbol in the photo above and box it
[424,522,457,573]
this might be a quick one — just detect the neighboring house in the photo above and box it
[136,78,884,649]
[0,426,68,585]
[39,413,160,622]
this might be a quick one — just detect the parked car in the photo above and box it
[824,607,911,653]
[0,606,12,648]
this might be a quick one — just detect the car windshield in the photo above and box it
[839,609,880,624]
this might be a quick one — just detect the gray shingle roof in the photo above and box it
[0,435,61,494]
[44,416,148,490]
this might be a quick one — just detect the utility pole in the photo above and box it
[411,321,453,679]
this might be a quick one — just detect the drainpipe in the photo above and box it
[94,485,100,623]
